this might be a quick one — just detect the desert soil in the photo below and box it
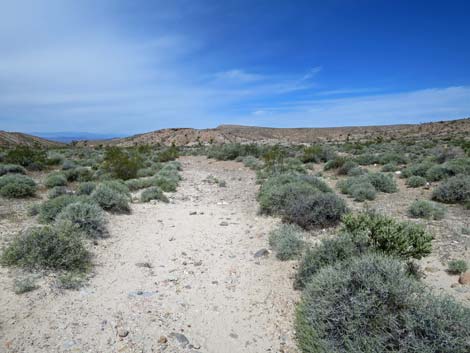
[0,156,299,353]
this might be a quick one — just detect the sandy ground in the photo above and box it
[0,156,299,353]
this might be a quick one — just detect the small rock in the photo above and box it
[136,262,152,268]
[220,221,229,226]
[189,211,197,215]
[118,328,129,338]
[254,248,269,258]
[459,272,470,285]
[158,336,168,344]
[172,333,190,347]
[194,260,203,266]
[424,266,439,273]
[229,333,239,339]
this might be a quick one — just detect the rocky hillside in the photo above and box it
[78,117,470,147]
[0,131,64,148]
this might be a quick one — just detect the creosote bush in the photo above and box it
[341,211,433,260]
[296,254,470,353]
[141,186,169,203]
[408,199,446,220]
[0,174,37,198]
[0,222,90,271]
[102,147,142,180]
[57,201,107,238]
[268,224,305,261]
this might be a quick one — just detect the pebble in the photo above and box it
[220,221,229,226]
[117,328,129,338]
[158,336,168,344]
[459,272,470,285]
[171,332,190,347]
[254,248,269,258]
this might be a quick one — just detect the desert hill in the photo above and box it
[0,131,65,148]
[77,117,470,147]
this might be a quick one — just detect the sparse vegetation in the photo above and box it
[91,184,130,213]
[448,259,468,275]
[57,202,107,238]
[141,186,169,203]
[432,174,470,205]
[406,175,426,188]
[408,199,446,220]
[44,172,67,188]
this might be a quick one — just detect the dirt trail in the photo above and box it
[0,156,299,353]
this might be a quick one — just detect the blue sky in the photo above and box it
[1,0,470,134]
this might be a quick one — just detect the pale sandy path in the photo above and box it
[0,156,299,353]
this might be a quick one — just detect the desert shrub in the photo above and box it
[77,181,96,195]
[347,166,367,176]
[425,165,449,181]
[432,174,470,204]
[101,180,130,196]
[13,276,38,294]
[156,146,179,162]
[349,182,377,201]
[44,172,67,188]
[367,172,398,193]
[336,160,357,175]
[45,151,64,166]
[91,184,130,213]
[341,212,433,260]
[406,175,427,188]
[57,201,107,238]
[207,143,264,161]
[258,174,332,215]
[136,166,158,178]
[323,156,346,171]
[282,192,348,230]
[268,224,305,260]
[48,186,70,199]
[408,200,446,220]
[125,178,153,191]
[0,164,26,176]
[381,162,398,172]
[65,167,94,182]
[354,153,379,165]
[4,146,46,169]
[0,222,90,271]
[62,160,77,170]
[141,187,169,203]
[448,259,468,274]
[38,195,85,223]
[294,232,370,289]
[102,147,143,180]
[378,151,409,165]
[0,174,37,198]
[402,161,435,178]
[444,157,470,176]
[296,254,470,353]
[57,272,86,290]
[153,175,178,192]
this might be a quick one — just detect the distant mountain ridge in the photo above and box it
[33,132,124,143]
[77,117,470,147]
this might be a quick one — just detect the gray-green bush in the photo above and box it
[91,184,130,213]
[432,174,470,204]
[296,254,470,353]
[44,172,67,188]
[268,224,305,260]
[0,174,37,198]
[406,175,427,188]
[140,187,169,203]
[57,201,107,238]
[408,200,446,220]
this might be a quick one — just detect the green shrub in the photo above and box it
[5,146,46,169]
[65,167,94,182]
[341,212,433,260]
[153,175,178,192]
[0,164,26,176]
[408,200,446,220]
[141,187,169,203]
[295,232,370,289]
[62,160,77,170]
[156,146,179,162]
[1,222,90,271]
[354,153,379,165]
[44,172,67,188]
[268,224,305,260]
[38,195,83,223]
[426,165,449,181]
[13,276,38,294]
[406,175,426,188]
[402,161,435,178]
[102,147,143,180]
[0,174,36,198]
[77,181,96,195]
[349,182,377,201]
[57,272,86,290]
[57,201,107,238]
[448,259,468,275]
[296,254,470,353]
[282,192,348,230]
[367,172,398,193]
[324,156,346,171]
[125,177,153,191]
[336,160,358,175]
[432,174,470,204]
[91,184,130,213]
[347,166,367,176]
[48,186,70,199]
[381,162,398,172]
[258,174,332,215]
[242,156,263,170]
